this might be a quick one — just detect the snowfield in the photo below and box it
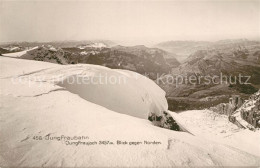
[0,57,260,167]
[1,46,39,57]
[178,110,260,157]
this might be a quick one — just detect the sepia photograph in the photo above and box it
[0,0,260,167]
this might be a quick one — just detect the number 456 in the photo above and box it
[33,136,42,140]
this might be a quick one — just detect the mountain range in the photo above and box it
[155,39,260,62]
[159,39,260,111]
[1,39,260,111]
[1,42,180,80]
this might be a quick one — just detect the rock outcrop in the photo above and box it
[148,111,181,131]
[231,90,260,129]
[209,95,244,115]
[210,91,260,129]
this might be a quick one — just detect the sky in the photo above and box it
[0,0,260,45]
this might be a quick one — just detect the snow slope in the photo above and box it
[178,110,260,157]
[1,58,168,119]
[0,57,260,167]
[2,46,38,57]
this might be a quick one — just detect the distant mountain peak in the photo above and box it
[77,42,108,49]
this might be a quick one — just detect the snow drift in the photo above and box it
[14,61,184,131]
[58,68,168,119]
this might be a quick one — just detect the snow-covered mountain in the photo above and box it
[78,42,108,49]
[0,57,260,166]
[1,46,39,57]
[1,44,180,80]
[0,40,115,49]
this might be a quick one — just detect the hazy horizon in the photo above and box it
[1,1,260,46]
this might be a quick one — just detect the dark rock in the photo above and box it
[209,95,244,115]
[228,90,260,129]
[148,111,180,131]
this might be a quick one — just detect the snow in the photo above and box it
[78,43,107,49]
[3,60,168,119]
[230,90,260,129]
[80,51,88,55]
[0,56,58,78]
[80,51,98,55]
[86,42,107,48]
[178,110,260,157]
[0,57,260,166]
[78,46,85,50]
[2,46,38,57]
[49,47,57,51]
[10,46,20,51]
